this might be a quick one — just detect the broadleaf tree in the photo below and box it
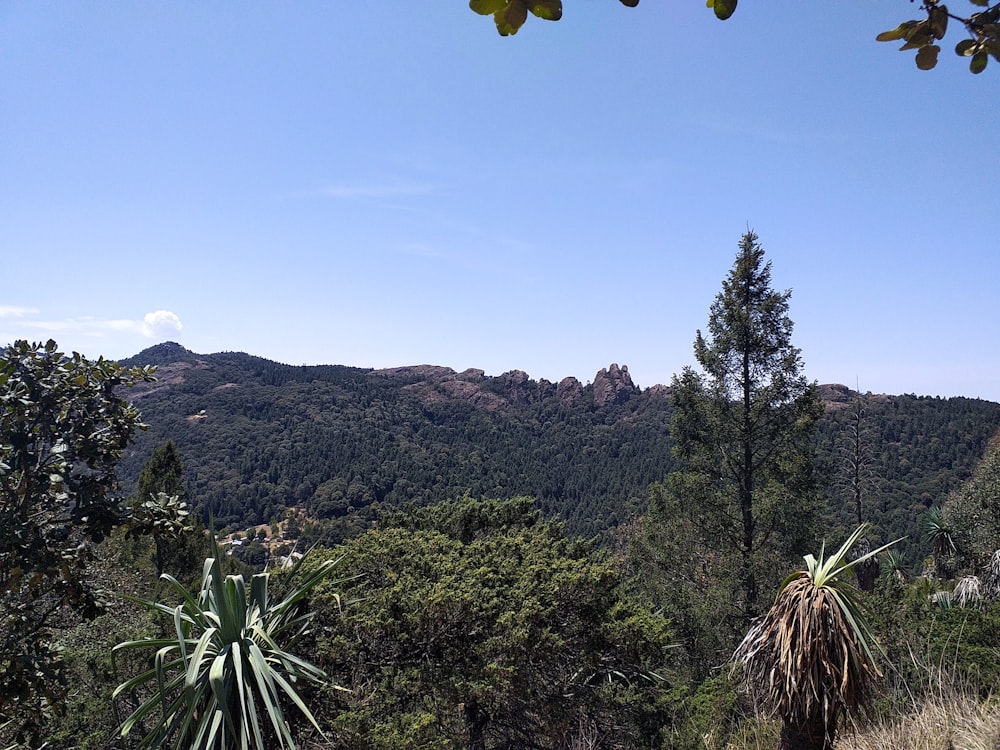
[664,231,823,628]
[469,0,1000,73]
[0,339,154,743]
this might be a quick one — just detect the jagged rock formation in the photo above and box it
[373,362,643,410]
[557,376,583,405]
[592,363,637,406]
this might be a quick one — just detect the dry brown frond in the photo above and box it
[954,575,983,609]
[733,575,879,732]
[982,550,1000,601]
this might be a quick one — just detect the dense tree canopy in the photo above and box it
[944,429,1000,569]
[304,497,674,749]
[118,348,675,539]
[2,336,999,748]
[117,345,1000,568]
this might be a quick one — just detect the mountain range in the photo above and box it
[118,342,1000,564]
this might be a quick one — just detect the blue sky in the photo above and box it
[2,2,997,400]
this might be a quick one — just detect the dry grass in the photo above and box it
[714,690,1000,750]
[703,714,780,750]
[838,690,1000,750]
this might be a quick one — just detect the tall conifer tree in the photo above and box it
[134,440,186,503]
[668,231,822,624]
[130,440,199,579]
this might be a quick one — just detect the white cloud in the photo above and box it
[1,310,183,340]
[140,310,183,338]
[0,306,40,318]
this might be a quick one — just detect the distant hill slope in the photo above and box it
[118,344,1000,562]
[119,344,670,538]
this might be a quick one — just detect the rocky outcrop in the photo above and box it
[375,364,457,382]
[645,383,671,399]
[557,376,584,405]
[819,383,854,410]
[592,364,637,406]
[372,365,559,411]
[500,370,531,404]
[817,383,890,413]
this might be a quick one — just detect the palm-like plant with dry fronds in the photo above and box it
[733,525,899,750]
[953,575,983,609]
[982,549,1000,601]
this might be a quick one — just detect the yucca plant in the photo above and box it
[733,525,900,750]
[953,575,983,609]
[982,549,1000,602]
[880,549,908,585]
[924,505,956,576]
[113,544,345,749]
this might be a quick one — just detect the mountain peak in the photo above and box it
[123,341,196,366]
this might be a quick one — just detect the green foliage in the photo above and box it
[469,0,656,36]
[134,439,187,503]
[945,431,1000,569]
[707,0,738,21]
[306,497,673,748]
[117,348,675,539]
[659,673,745,750]
[0,339,153,742]
[116,344,1000,569]
[383,493,541,541]
[668,231,823,621]
[467,0,639,35]
[876,1,1000,72]
[817,391,1000,568]
[127,440,208,582]
[626,480,732,681]
[867,569,1000,711]
[466,0,1000,74]
[112,543,344,749]
[924,504,957,577]
[469,0,562,36]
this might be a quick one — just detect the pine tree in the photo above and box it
[667,231,823,624]
[130,440,200,579]
[134,440,186,503]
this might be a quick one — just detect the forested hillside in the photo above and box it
[118,343,1000,563]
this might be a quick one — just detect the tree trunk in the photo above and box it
[855,556,879,592]
[463,699,489,750]
[850,537,878,593]
[778,716,833,750]
[741,316,757,620]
